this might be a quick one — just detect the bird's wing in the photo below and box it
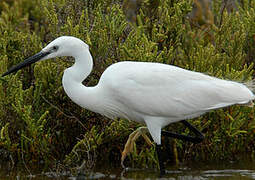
[101,62,254,119]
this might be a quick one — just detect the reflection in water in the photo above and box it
[1,161,255,179]
[121,168,255,180]
[202,169,255,179]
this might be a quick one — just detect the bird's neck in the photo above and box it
[66,50,93,83]
[62,49,98,110]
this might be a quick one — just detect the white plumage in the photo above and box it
[94,62,254,144]
[53,36,254,145]
[3,36,255,146]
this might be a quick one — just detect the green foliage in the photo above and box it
[0,0,255,172]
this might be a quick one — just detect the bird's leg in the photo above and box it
[122,120,204,175]
[161,120,204,144]
[156,144,165,176]
[121,127,152,168]
[157,120,204,175]
[181,120,204,143]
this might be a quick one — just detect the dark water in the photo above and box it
[1,161,255,179]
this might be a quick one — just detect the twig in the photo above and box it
[219,0,228,28]
[21,150,32,176]
[41,95,85,128]
[41,95,98,146]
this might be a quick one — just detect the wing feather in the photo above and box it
[99,61,254,119]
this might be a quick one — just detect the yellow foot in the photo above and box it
[121,126,153,168]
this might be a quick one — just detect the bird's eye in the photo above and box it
[52,46,58,51]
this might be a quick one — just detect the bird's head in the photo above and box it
[2,36,89,77]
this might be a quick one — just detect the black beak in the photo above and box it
[2,51,50,77]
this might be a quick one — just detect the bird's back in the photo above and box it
[97,61,254,123]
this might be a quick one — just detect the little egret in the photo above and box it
[2,36,255,175]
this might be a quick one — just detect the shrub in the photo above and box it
[0,0,254,171]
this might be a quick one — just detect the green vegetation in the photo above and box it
[0,0,255,173]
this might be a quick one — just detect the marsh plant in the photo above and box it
[0,0,255,172]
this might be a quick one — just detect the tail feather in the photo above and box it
[243,80,255,94]
[241,101,254,107]
[241,80,255,107]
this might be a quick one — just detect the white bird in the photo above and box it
[2,36,255,175]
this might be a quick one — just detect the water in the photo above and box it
[1,160,255,179]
